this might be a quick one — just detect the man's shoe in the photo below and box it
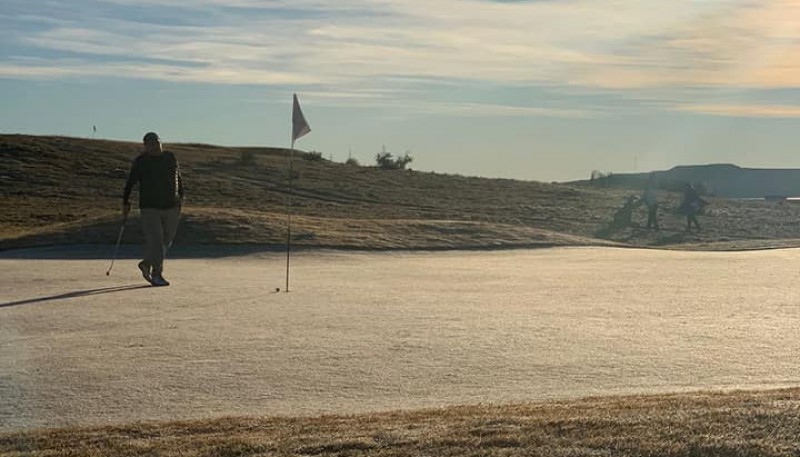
[150,274,170,287]
[138,261,152,284]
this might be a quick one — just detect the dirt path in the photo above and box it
[1,247,798,431]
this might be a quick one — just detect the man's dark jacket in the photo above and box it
[123,152,184,209]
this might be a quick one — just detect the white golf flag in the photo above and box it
[292,93,311,142]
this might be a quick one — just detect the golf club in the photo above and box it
[105,218,127,276]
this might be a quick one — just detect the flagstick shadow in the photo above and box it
[1,285,151,308]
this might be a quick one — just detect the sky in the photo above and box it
[2,0,799,182]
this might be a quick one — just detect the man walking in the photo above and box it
[122,132,184,286]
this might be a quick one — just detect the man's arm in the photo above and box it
[122,158,140,218]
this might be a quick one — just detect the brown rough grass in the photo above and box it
[1,388,798,456]
[5,134,800,251]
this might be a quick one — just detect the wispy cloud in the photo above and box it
[566,0,800,90]
[419,101,595,118]
[2,0,799,117]
[0,58,321,85]
[673,103,800,118]
[244,88,595,118]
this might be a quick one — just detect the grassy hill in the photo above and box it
[4,134,800,251]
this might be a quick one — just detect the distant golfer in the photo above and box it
[641,172,659,230]
[680,183,705,232]
[122,132,184,286]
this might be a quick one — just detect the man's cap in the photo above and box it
[143,131,160,143]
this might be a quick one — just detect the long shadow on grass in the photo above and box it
[1,285,151,308]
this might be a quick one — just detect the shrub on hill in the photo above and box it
[304,150,324,161]
[375,151,413,170]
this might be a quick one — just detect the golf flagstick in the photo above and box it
[285,139,294,292]
[285,93,311,292]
